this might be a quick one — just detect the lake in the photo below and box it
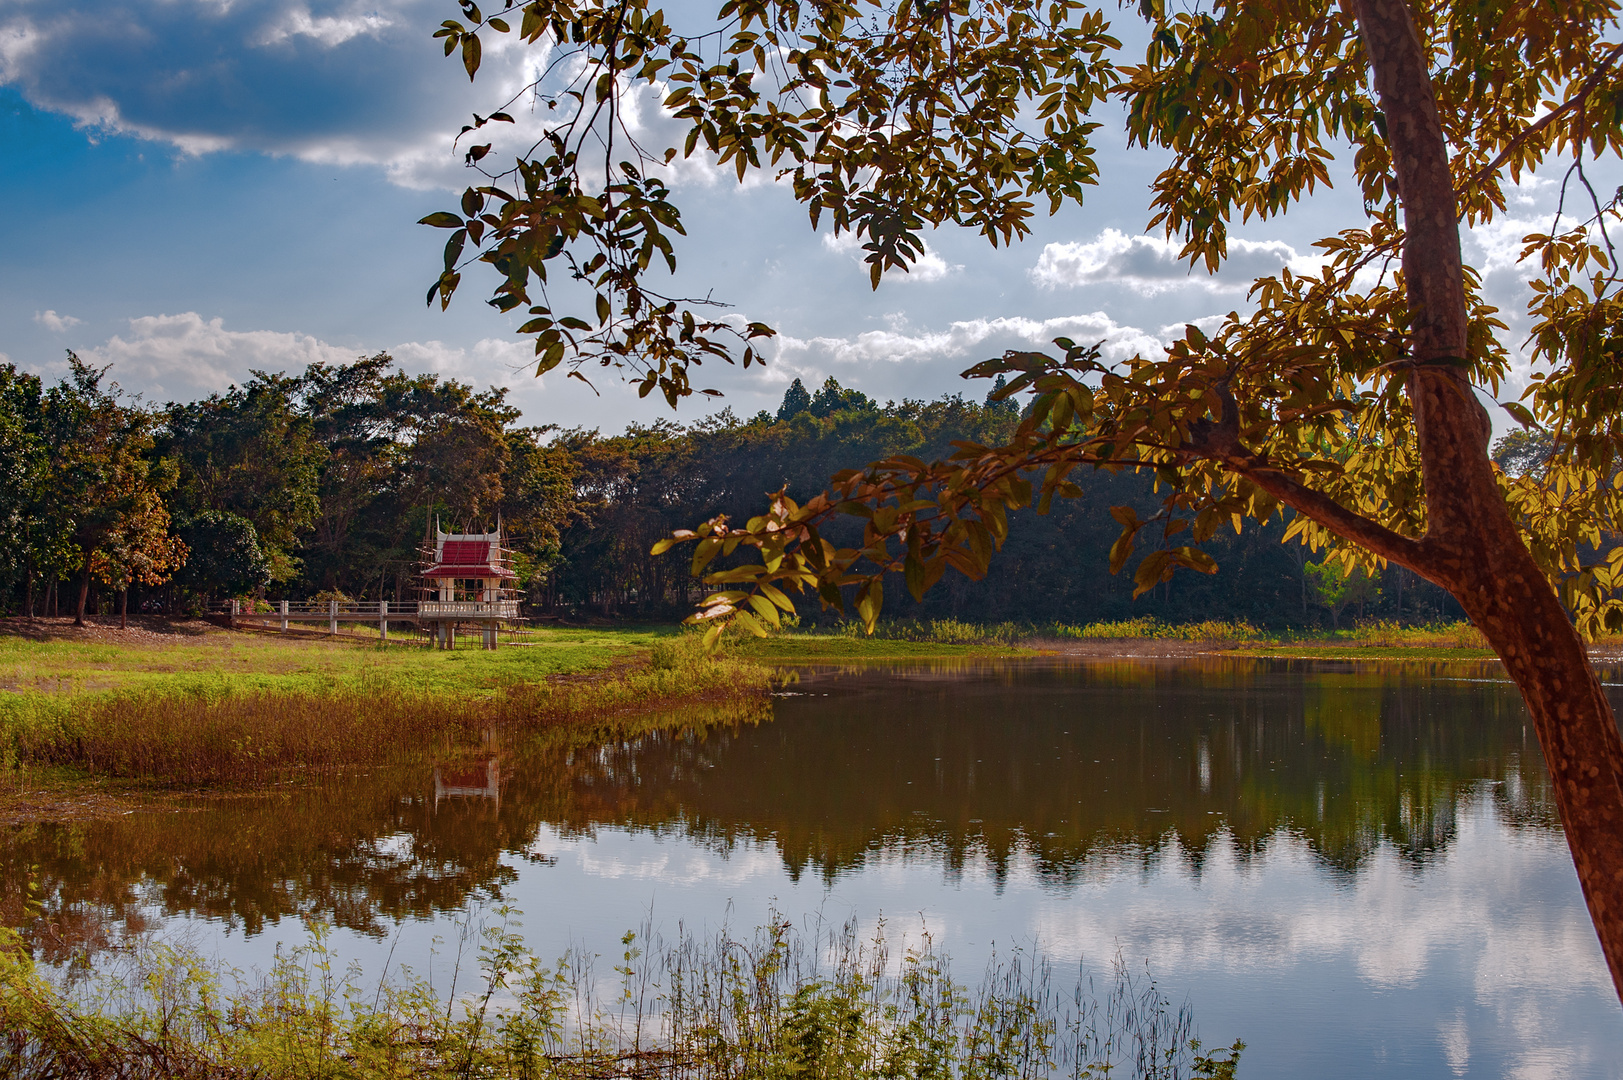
[5,657,1621,1076]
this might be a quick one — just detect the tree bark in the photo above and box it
[74,564,90,627]
[1345,0,1623,1001]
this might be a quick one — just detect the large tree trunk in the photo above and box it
[1350,0,1623,999]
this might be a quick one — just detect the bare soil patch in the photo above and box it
[0,615,217,646]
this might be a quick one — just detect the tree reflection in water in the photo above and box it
[1,658,1569,970]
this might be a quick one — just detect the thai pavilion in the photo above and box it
[418,521,521,649]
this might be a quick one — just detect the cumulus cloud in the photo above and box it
[73,311,540,404]
[79,312,361,400]
[0,1,541,188]
[0,1,773,192]
[33,309,81,331]
[386,335,538,383]
[775,311,1173,371]
[1031,229,1324,295]
[256,5,393,47]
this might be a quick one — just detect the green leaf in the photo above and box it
[1501,401,1537,429]
[746,593,781,627]
[419,212,464,229]
[905,553,927,601]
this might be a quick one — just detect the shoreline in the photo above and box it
[4,617,1611,825]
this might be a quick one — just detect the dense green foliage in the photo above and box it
[0,356,1465,629]
[0,353,572,618]
[552,378,1464,626]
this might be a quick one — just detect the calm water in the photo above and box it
[5,657,1622,1077]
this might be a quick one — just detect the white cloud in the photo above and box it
[0,2,500,184]
[0,1,778,193]
[821,231,962,284]
[69,311,546,406]
[80,312,360,400]
[255,5,392,48]
[1031,229,1323,295]
[775,311,1170,370]
[386,336,539,384]
[33,309,81,331]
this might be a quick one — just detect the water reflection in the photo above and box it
[575,659,1557,888]
[0,658,1567,952]
[8,656,1622,1076]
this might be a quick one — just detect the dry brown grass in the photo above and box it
[3,636,770,788]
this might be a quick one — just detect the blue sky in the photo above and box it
[0,0,1589,431]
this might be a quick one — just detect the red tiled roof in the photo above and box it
[421,538,517,579]
[441,540,491,565]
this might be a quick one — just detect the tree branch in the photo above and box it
[1184,381,1446,582]
[1465,42,1623,194]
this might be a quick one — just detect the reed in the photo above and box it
[836,616,1496,649]
[1052,619,1266,643]
[0,907,1243,1079]
[1,635,769,787]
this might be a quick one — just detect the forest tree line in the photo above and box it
[0,353,1474,628]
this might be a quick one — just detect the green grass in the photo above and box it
[754,615,1505,654]
[0,624,676,704]
[0,626,769,788]
[729,634,1032,661]
[1231,645,1499,661]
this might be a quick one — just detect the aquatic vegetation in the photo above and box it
[0,908,1242,1079]
[775,616,1492,649]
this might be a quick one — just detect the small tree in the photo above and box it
[41,354,174,627]
[90,489,188,628]
[1305,559,1381,631]
[777,379,813,421]
[175,511,273,605]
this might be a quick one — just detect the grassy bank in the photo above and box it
[739,617,1510,662]
[803,615,1495,648]
[0,613,1551,791]
[0,624,769,789]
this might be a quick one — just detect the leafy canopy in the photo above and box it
[429,0,1623,641]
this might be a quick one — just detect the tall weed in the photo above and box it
[0,908,1243,1079]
